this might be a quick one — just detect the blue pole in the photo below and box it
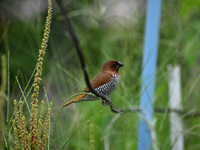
[137,0,162,150]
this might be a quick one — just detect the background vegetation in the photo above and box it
[0,0,200,149]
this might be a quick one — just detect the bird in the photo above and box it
[61,60,124,107]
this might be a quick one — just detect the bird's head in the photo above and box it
[101,60,124,74]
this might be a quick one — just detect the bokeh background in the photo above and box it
[1,0,200,149]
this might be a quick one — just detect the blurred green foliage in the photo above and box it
[0,0,200,149]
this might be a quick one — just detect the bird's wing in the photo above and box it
[83,72,112,92]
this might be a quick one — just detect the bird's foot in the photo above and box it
[101,96,124,115]
[101,99,108,106]
[101,96,112,106]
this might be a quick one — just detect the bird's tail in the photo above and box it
[61,94,87,108]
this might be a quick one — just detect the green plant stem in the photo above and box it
[50,92,86,146]
[15,76,31,114]
[6,52,10,149]
[59,106,109,150]
[8,71,35,129]
[43,87,51,150]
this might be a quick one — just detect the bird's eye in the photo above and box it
[112,63,117,66]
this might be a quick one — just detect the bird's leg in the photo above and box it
[101,95,112,106]
[101,95,124,115]
[101,99,111,106]
[101,99,107,106]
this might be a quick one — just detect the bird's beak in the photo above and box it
[117,62,124,69]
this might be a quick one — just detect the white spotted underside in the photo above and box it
[95,73,119,95]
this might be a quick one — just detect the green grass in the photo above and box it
[1,0,200,149]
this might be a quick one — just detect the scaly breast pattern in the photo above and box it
[95,73,120,96]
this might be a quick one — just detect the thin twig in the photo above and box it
[56,0,124,115]
[122,107,200,118]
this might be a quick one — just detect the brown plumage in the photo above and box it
[62,60,124,107]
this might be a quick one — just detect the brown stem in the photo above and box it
[56,0,124,114]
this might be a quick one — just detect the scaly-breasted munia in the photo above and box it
[62,60,124,107]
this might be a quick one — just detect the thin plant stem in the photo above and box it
[6,52,10,149]
[43,87,51,150]
[15,76,31,114]
[58,106,109,150]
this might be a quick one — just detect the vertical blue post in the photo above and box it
[137,0,162,150]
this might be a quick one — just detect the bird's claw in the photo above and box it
[101,97,124,115]
[101,96,112,106]
[110,104,124,115]
[101,99,107,106]
[101,99,111,106]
